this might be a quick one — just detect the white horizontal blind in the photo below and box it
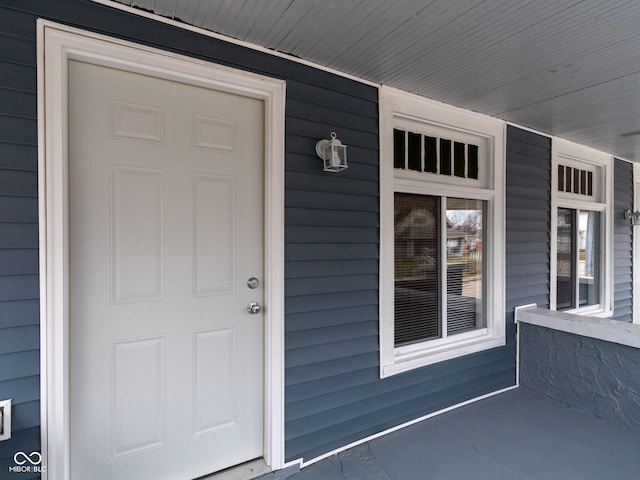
[394,192,440,345]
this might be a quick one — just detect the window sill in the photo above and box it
[381,333,505,378]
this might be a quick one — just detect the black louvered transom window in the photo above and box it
[393,128,479,180]
[558,164,593,197]
[394,193,485,347]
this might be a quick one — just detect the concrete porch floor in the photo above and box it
[259,388,640,480]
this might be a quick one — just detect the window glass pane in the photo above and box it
[578,210,600,307]
[467,144,479,179]
[558,165,565,192]
[394,129,405,169]
[565,167,573,193]
[408,132,422,171]
[424,136,438,173]
[454,142,466,177]
[394,193,440,346]
[440,139,452,175]
[446,198,484,334]
[556,208,575,310]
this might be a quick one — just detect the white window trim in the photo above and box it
[379,87,506,378]
[38,21,286,479]
[550,137,613,316]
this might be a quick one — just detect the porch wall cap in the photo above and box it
[515,306,640,350]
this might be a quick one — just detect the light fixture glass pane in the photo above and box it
[446,198,485,334]
[394,193,440,346]
[578,210,600,307]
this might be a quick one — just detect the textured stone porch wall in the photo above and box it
[518,308,640,432]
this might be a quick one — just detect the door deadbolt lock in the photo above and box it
[247,302,261,314]
[247,277,260,289]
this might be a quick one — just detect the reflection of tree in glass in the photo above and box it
[446,209,481,229]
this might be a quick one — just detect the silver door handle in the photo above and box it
[247,302,261,314]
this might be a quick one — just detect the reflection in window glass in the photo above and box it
[579,210,600,307]
[394,193,487,346]
[446,198,484,334]
[556,208,600,310]
[394,193,440,345]
[556,208,575,310]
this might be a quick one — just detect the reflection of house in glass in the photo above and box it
[446,226,466,257]
[394,195,485,344]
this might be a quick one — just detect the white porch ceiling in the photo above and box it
[112,0,640,161]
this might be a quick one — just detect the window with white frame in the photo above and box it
[379,87,505,377]
[551,138,613,315]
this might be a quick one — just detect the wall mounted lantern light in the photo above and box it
[625,209,640,226]
[316,132,348,172]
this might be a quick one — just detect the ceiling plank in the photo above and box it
[108,0,640,160]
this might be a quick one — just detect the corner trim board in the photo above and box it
[633,163,640,324]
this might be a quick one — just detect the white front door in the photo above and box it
[68,59,265,479]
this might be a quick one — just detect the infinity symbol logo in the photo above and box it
[14,451,42,465]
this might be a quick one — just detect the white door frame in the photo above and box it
[37,20,286,480]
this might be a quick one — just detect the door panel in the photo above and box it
[68,60,264,480]
[193,174,236,296]
[193,327,236,434]
[111,166,165,303]
[112,336,165,457]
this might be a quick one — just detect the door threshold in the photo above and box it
[197,458,271,480]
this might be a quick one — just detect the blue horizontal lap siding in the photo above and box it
[0,350,39,383]
[0,62,37,97]
[286,340,517,461]
[505,126,551,321]
[0,0,519,468]
[283,71,382,460]
[0,143,38,171]
[612,159,634,322]
[286,347,516,425]
[0,4,40,471]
